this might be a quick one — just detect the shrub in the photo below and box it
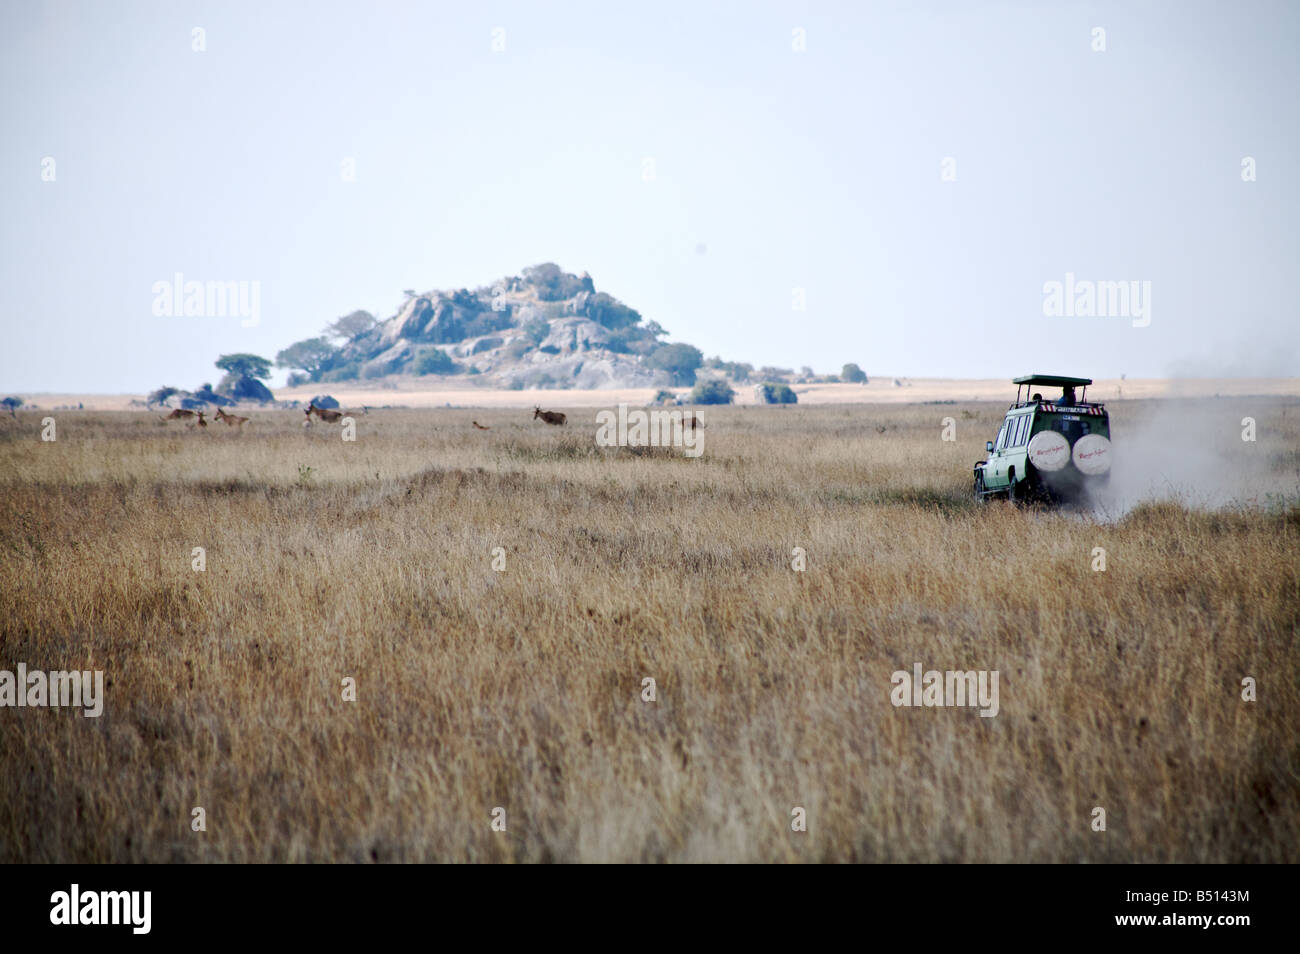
[723,361,753,382]
[689,379,735,405]
[522,263,587,301]
[583,291,641,330]
[320,363,361,382]
[414,349,458,376]
[841,362,868,383]
[604,326,658,355]
[192,384,235,407]
[521,317,551,346]
[755,382,797,404]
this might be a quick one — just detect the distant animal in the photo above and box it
[472,421,490,430]
[681,413,705,431]
[161,408,196,421]
[306,403,344,424]
[195,411,208,429]
[534,406,566,426]
[214,408,249,428]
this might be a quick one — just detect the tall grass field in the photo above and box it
[1,400,1297,862]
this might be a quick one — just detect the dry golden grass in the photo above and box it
[1,400,1297,862]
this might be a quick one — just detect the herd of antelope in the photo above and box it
[160,407,247,429]
[156,403,694,433]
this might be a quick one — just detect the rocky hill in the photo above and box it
[300,263,683,390]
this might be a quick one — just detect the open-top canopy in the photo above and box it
[1013,374,1093,388]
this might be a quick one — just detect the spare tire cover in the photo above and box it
[1027,430,1070,472]
[1072,433,1112,475]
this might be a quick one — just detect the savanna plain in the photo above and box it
[1,399,1297,862]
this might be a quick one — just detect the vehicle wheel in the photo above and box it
[974,472,987,502]
[1023,465,1047,504]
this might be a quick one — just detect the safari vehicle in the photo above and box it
[973,374,1111,503]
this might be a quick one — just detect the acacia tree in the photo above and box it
[646,343,704,386]
[214,353,274,402]
[276,337,337,380]
[327,310,377,340]
[215,353,272,381]
[146,386,178,407]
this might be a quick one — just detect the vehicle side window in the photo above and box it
[1015,415,1031,447]
[995,422,1010,450]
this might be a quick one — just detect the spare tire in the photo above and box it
[1072,433,1112,475]
[1027,430,1070,472]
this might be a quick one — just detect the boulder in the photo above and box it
[226,377,275,403]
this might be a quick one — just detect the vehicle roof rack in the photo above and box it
[1012,374,1093,388]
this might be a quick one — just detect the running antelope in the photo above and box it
[161,408,196,421]
[472,421,490,430]
[214,408,249,428]
[195,411,208,429]
[306,403,344,424]
[533,406,566,426]
[682,413,705,431]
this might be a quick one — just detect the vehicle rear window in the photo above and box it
[1042,414,1089,442]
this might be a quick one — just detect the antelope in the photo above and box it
[195,411,208,429]
[161,408,196,421]
[533,406,566,426]
[681,413,705,431]
[306,403,344,424]
[214,408,249,428]
[472,421,490,430]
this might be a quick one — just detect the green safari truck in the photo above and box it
[973,374,1112,503]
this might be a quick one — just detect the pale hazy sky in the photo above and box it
[2,0,1297,392]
